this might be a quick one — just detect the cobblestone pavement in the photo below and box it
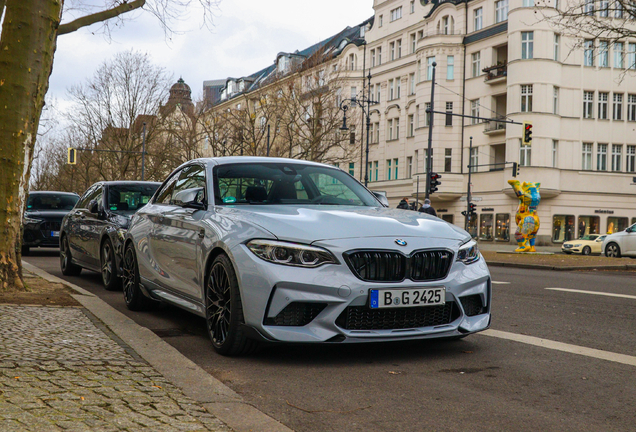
[0,305,231,431]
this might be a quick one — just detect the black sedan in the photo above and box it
[22,191,79,255]
[60,181,160,290]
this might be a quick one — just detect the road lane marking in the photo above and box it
[492,281,511,285]
[481,329,636,367]
[545,288,636,300]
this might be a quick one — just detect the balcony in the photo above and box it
[482,62,507,84]
[483,116,507,135]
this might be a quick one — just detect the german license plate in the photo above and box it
[369,287,445,309]
[51,231,59,237]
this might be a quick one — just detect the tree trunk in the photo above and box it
[0,0,62,292]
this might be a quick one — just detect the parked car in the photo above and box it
[122,157,492,356]
[602,223,636,258]
[22,191,79,255]
[561,234,606,255]
[60,181,161,290]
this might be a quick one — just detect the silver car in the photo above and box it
[122,157,491,356]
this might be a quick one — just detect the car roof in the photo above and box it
[190,156,340,170]
[28,191,79,196]
[101,181,162,186]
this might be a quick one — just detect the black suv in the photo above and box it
[60,181,160,290]
[22,191,80,255]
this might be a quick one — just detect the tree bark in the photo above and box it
[0,0,62,291]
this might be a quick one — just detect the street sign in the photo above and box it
[460,196,483,202]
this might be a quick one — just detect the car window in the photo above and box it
[76,186,96,209]
[154,173,180,205]
[214,162,377,206]
[107,184,160,215]
[26,193,79,211]
[172,165,206,206]
[88,187,103,213]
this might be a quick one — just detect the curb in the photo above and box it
[486,261,636,271]
[21,261,294,432]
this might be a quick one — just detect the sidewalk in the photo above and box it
[0,264,293,432]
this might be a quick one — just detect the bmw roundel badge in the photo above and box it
[395,239,407,246]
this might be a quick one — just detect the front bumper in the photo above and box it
[23,221,62,248]
[231,237,492,343]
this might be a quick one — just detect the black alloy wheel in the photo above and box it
[205,254,258,356]
[582,246,591,256]
[605,243,621,258]
[101,239,121,291]
[60,236,82,276]
[122,243,152,311]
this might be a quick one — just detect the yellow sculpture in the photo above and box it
[508,180,541,252]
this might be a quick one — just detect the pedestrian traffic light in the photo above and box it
[67,148,77,165]
[469,202,477,215]
[522,122,533,145]
[428,172,442,195]
[512,162,520,178]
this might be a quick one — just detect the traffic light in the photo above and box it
[522,122,533,145]
[67,148,77,165]
[428,172,442,195]
[512,162,520,178]
[469,202,477,215]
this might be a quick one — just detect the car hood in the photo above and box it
[216,205,470,243]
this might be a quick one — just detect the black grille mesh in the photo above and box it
[335,302,459,330]
[345,249,453,282]
[264,302,327,326]
[41,221,62,231]
[460,295,485,316]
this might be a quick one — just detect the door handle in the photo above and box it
[198,229,205,239]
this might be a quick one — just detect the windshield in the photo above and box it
[581,235,599,241]
[27,194,78,211]
[108,184,160,215]
[213,162,378,207]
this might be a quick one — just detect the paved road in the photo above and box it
[24,249,636,432]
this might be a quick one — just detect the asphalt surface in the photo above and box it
[24,249,636,432]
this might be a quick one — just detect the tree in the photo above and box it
[0,0,219,292]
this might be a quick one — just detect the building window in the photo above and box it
[583,91,594,118]
[390,42,395,61]
[520,140,532,166]
[390,6,402,22]
[379,15,383,27]
[396,78,401,99]
[599,41,609,67]
[444,148,452,172]
[599,0,609,16]
[474,7,483,31]
[427,56,435,80]
[369,123,375,143]
[374,161,379,181]
[585,0,595,15]
[584,40,594,67]
[408,114,414,136]
[411,33,417,54]
[495,214,511,241]
[397,39,402,58]
[552,140,558,167]
[445,102,453,126]
[351,86,357,101]
[442,16,451,35]
[388,119,394,140]
[613,93,623,120]
[599,92,609,119]
[425,102,431,126]
[553,86,559,114]
[371,49,376,67]
[471,99,480,124]
[411,0,415,13]
[377,47,382,65]
[554,34,560,61]
[480,214,494,241]
[628,94,636,121]
[627,145,636,172]
[521,31,534,59]
[349,163,355,176]
[628,43,636,69]
[472,52,481,77]
[616,1,624,17]
[409,73,415,95]
[521,85,533,112]
[447,56,454,80]
[597,143,608,171]
[607,217,629,234]
[496,0,509,22]
[395,118,400,139]
[582,142,593,170]
[578,216,600,237]
[612,144,622,171]
[388,79,394,100]
[386,159,391,180]
[470,147,478,171]
[376,84,381,103]
[553,215,575,242]
[614,42,624,68]
[523,0,535,6]
[407,156,413,178]
[374,122,380,143]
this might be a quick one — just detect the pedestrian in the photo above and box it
[397,197,410,209]
[418,198,437,216]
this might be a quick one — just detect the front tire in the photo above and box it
[206,254,258,356]
[122,243,152,311]
[582,246,591,256]
[101,239,121,291]
[605,243,621,258]
[60,236,82,276]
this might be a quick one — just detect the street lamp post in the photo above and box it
[425,62,437,200]
[339,71,378,187]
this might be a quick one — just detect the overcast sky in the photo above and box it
[49,0,374,110]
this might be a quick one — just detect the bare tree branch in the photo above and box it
[58,0,146,36]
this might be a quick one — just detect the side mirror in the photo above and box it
[88,200,99,214]
[175,187,206,210]
[372,191,389,208]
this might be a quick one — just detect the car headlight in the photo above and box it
[573,244,582,247]
[23,217,42,225]
[246,240,339,268]
[456,239,480,265]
